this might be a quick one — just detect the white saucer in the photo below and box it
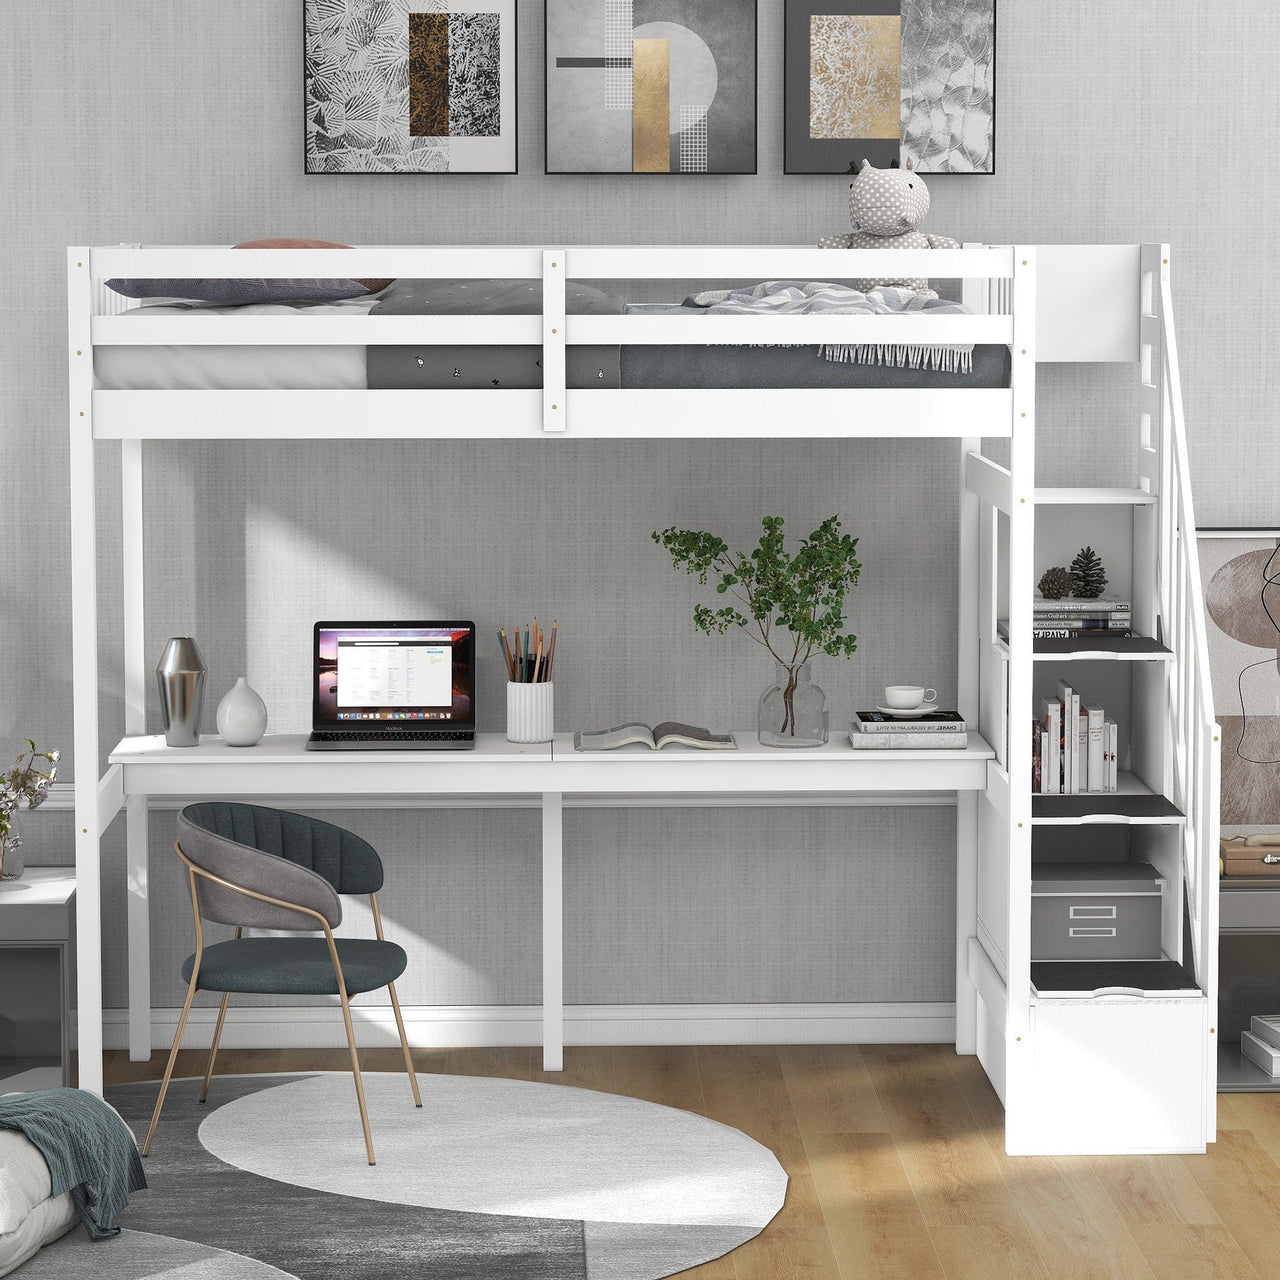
[875,702,939,718]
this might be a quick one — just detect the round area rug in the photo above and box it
[92,1073,786,1280]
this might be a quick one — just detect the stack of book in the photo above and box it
[999,594,1133,641]
[1033,676,1118,793]
[1241,1014,1280,1077]
[850,711,967,750]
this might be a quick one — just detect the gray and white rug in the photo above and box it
[57,1072,786,1279]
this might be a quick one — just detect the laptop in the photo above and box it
[306,621,477,750]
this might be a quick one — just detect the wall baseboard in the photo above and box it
[96,1001,956,1052]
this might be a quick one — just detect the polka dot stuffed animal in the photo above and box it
[818,157,959,292]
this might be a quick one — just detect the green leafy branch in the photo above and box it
[0,739,59,839]
[652,515,862,670]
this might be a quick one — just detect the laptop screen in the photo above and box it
[314,622,474,727]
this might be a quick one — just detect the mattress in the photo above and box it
[94,293,1011,391]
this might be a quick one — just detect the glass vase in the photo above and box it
[0,824,23,880]
[758,661,828,748]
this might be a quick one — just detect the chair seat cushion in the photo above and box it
[183,937,407,996]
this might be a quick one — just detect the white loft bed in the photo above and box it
[67,243,1219,1156]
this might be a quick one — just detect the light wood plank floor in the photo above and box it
[100,1044,1280,1279]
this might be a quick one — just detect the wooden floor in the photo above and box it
[102,1043,1280,1280]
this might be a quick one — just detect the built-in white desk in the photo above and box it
[101,730,994,1078]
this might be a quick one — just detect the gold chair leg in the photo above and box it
[200,991,232,1104]
[337,985,376,1165]
[387,980,422,1107]
[141,973,199,1157]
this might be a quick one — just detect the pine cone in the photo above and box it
[1070,546,1108,599]
[1037,567,1072,600]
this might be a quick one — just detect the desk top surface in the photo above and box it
[0,866,76,907]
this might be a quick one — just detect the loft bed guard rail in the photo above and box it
[74,244,1022,441]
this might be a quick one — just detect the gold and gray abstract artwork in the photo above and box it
[785,0,993,175]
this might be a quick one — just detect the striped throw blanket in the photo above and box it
[685,280,974,373]
[0,1088,146,1239]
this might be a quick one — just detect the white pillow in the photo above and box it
[0,1194,78,1277]
[0,1129,52,1234]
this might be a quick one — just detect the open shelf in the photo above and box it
[1034,487,1156,506]
[1031,635,1171,660]
[1219,1042,1280,1093]
[1032,957,1200,998]
[1032,773,1185,824]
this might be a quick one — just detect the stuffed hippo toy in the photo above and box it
[818,157,959,292]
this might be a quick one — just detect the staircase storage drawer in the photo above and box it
[1031,862,1164,961]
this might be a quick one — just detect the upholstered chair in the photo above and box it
[141,802,421,1165]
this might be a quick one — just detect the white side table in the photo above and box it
[0,867,75,1093]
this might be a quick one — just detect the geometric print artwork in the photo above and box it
[546,0,757,174]
[784,0,994,174]
[305,0,516,173]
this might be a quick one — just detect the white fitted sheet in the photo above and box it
[93,295,377,390]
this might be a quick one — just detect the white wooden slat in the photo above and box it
[93,315,542,346]
[965,450,1013,514]
[542,250,566,433]
[1034,487,1155,505]
[91,311,1013,348]
[86,244,1016,282]
[92,387,1015,440]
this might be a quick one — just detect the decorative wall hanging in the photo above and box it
[784,0,994,174]
[545,0,757,174]
[1199,530,1280,825]
[304,0,517,174]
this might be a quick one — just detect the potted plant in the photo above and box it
[653,515,861,747]
[0,740,59,880]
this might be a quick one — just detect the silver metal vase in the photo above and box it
[156,637,207,747]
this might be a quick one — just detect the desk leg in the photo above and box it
[126,795,151,1061]
[955,791,978,1055]
[542,792,564,1072]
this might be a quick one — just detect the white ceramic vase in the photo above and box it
[216,676,268,747]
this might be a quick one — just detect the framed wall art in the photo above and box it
[784,0,994,175]
[304,0,517,174]
[1199,529,1280,827]
[545,0,757,174]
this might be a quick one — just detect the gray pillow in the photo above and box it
[106,276,370,304]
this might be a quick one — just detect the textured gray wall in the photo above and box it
[3,1,1276,1014]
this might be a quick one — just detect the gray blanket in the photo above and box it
[0,1088,146,1239]
[685,280,975,372]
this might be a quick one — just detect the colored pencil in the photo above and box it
[533,640,544,684]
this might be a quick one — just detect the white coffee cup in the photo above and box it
[884,684,936,709]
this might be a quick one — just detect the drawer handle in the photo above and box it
[1069,927,1117,938]
[1069,905,1117,919]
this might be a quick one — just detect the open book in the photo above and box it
[573,722,737,752]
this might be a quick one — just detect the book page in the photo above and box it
[652,722,736,750]
[573,723,656,751]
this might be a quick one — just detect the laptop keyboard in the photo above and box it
[311,730,474,742]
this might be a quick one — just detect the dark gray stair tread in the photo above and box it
[1032,958,1200,994]
[1032,635,1171,656]
[1032,792,1184,820]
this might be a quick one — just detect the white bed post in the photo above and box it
[68,248,105,1096]
[1002,248,1037,1153]
[542,249,566,434]
[542,791,564,1070]
[122,437,151,1060]
[955,428,982,1055]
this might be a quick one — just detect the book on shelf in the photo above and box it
[848,729,968,750]
[1077,710,1088,792]
[851,710,965,733]
[1033,594,1131,613]
[573,722,736,751]
[1039,697,1061,795]
[1106,719,1118,790]
[998,619,1134,641]
[1056,678,1080,793]
[1251,1014,1280,1051]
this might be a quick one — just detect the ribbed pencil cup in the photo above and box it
[507,681,554,743]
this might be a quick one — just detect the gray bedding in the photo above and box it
[367,280,1011,391]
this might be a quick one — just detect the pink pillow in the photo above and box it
[234,239,394,294]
